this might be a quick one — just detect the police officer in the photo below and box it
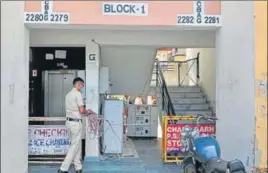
[58,77,92,173]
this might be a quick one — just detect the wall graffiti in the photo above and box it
[256,72,267,97]
[255,72,267,168]
[256,81,267,98]
[256,72,267,117]
[257,105,267,117]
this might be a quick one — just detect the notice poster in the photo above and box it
[28,126,70,155]
[166,123,216,155]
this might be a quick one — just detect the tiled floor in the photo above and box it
[132,139,180,173]
[29,138,180,173]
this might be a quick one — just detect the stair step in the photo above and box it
[170,92,203,98]
[175,110,212,116]
[173,104,209,110]
[168,86,201,93]
[172,98,207,104]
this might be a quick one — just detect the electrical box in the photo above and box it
[103,99,124,154]
[127,105,159,137]
[135,125,151,137]
[136,105,151,116]
[150,105,159,137]
[135,115,150,125]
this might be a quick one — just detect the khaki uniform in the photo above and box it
[60,88,84,171]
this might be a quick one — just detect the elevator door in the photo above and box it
[44,70,76,124]
[62,73,76,116]
[48,73,63,117]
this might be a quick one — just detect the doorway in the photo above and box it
[28,47,86,163]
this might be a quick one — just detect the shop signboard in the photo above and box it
[162,116,216,163]
[28,126,70,155]
[166,123,216,155]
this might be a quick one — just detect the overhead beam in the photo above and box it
[30,29,216,48]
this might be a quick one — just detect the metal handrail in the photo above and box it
[153,53,200,86]
[156,57,198,64]
[155,60,176,116]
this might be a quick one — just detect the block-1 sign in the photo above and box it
[102,2,148,16]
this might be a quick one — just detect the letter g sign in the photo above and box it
[88,54,96,61]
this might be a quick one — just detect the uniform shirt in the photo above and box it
[65,88,84,119]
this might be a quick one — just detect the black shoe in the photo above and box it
[57,169,68,173]
[76,170,83,173]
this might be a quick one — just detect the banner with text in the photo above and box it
[28,126,70,155]
[166,123,216,155]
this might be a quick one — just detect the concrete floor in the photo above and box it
[29,139,180,173]
[132,139,180,173]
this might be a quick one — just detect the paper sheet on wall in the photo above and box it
[45,53,54,60]
[55,50,67,59]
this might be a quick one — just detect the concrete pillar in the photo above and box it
[85,41,100,157]
[187,48,216,113]
[215,2,255,171]
[1,1,29,173]
[198,49,216,113]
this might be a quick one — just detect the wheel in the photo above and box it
[184,163,197,173]
[181,157,197,173]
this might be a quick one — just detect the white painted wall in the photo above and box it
[199,49,216,113]
[216,2,255,171]
[185,49,198,86]
[186,48,216,112]
[162,66,179,86]
[100,45,156,95]
[29,29,216,48]
[1,2,29,173]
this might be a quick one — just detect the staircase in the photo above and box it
[167,86,213,116]
[152,56,213,116]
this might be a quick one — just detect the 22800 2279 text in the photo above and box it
[25,13,69,23]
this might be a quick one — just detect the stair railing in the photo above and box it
[155,60,176,116]
[152,53,200,86]
[178,53,200,86]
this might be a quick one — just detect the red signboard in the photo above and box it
[166,124,216,154]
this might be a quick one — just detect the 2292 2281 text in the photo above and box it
[204,16,220,24]
[177,15,195,24]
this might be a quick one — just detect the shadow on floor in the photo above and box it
[29,139,180,173]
